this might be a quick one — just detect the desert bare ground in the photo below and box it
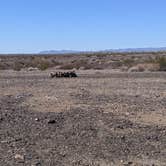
[0,70,166,166]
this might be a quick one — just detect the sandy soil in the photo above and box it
[0,70,166,166]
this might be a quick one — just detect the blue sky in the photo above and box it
[0,0,166,53]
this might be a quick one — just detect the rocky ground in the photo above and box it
[0,70,166,166]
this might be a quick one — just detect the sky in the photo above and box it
[0,0,166,53]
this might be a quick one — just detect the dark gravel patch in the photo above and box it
[0,95,166,165]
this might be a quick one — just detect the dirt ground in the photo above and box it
[0,70,166,166]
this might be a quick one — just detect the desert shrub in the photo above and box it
[51,59,62,66]
[123,59,135,67]
[113,61,123,67]
[157,57,166,71]
[137,65,146,72]
[37,61,50,70]
[26,57,52,70]
[59,60,91,70]
[128,64,145,72]
[93,66,103,70]
[0,64,6,70]
[13,62,23,71]
[59,64,75,70]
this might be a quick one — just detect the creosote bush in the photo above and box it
[157,57,166,71]
[123,59,135,67]
[37,61,50,71]
[13,62,23,71]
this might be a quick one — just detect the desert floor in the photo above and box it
[0,70,166,166]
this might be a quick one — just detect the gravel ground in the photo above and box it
[0,71,166,166]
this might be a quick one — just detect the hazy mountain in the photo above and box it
[104,47,166,53]
[39,50,81,54]
[39,47,166,54]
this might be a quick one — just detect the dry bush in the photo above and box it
[10,57,61,71]
[123,59,135,67]
[59,60,92,70]
[25,57,54,70]
[13,62,23,71]
[59,64,76,70]
[128,63,160,72]
[145,63,160,71]
[157,57,166,71]
[51,59,62,66]
[37,61,50,71]
[133,64,145,72]
[0,64,6,70]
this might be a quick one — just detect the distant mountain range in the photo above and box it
[39,47,166,54]
[39,50,81,54]
[105,47,166,53]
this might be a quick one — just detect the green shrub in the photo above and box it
[13,62,22,71]
[37,61,50,70]
[157,57,166,71]
[123,59,135,67]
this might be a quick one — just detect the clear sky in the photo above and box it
[0,0,166,53]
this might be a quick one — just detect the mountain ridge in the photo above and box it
[39,47,166,54]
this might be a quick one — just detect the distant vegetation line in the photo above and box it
[0,51,166,71]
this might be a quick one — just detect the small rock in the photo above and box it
[146,136,151,140]
[121,135,126,141]
[125,112,130,116]
[28,67,39,71]
[150,109,156,112]
[14,154,24,161]
[155,94,160,98]
[48,119,56,124]
[123,161,133,166]
[117,125,124,129]
[35,118,39,121]
[0,117,3,122]
[128,161,133,165]
[32,161,41,166]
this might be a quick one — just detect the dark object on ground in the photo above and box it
[47,119,56,124]
[49,71,78,78]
